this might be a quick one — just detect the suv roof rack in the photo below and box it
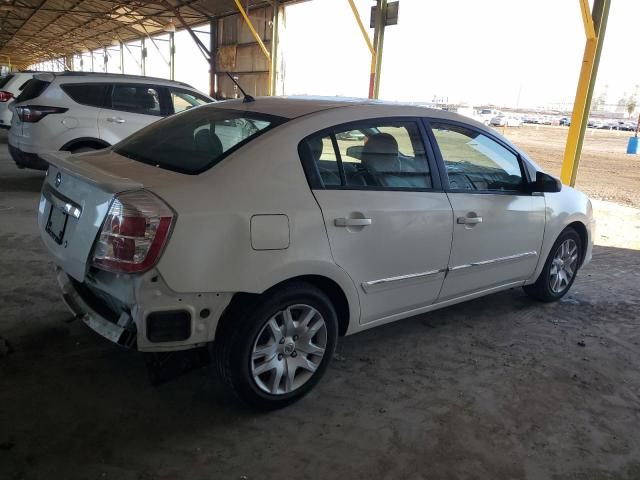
[53,71,192,88]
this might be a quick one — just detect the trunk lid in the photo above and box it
[38,151,143,281]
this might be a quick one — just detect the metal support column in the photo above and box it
[347,0,376,99]
[209,18,217,98]
[103,47,108,72]
[90,52,94,72]
[169,32,175,80]
[141,37,146,76]
[119,42,124,73]
[372,0,387,99]
[269,1,280,96]
[561,0,610,186]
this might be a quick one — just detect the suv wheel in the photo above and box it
[524,227,582,302]
[213,282,338,410]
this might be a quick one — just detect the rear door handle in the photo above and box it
[335,218,372,227]
[457,216,483,224]
[107,117,125,124]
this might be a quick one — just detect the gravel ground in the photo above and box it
[1,129,640,480]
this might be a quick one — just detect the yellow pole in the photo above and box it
[347,0,375,56]
[233,0,272,91]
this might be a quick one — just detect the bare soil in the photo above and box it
[1,130,640,480]
[501,125,640,208]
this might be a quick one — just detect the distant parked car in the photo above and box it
[8,72,212,170]
[490,115,522,127]
[559,117,571,126]
[0,71,38,129]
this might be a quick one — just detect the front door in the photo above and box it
[302,119,454,324]
[427,121,545,300]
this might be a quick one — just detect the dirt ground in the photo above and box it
[1,128,640,480]
[501,125,640,208]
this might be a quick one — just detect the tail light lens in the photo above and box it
[92,190,175,274]
[15,105,68,122]
[0,91,13,102]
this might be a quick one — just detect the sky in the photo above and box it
[281,0,639,109]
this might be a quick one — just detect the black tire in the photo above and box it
[213,282,338,410]
[524,227,582,302]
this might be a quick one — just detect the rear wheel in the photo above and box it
[213,282,338,410]
[524,228,582,302]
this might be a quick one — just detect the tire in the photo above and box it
[213,282,338,410]
[524,227,582,302]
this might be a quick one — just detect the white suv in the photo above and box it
[0,71,37,128]
[37,97,594,409]
[8,72,212,169]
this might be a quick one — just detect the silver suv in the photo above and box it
[8,72,212,169]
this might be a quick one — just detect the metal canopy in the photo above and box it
[0,0,279,67]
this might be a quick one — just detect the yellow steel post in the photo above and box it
[346,0,376,99]
[233,0,272,92]
[561,0,610,186]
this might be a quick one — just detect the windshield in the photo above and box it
[114,107,287,174]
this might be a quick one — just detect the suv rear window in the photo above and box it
[61,83,108,108]
[0,74,14,89]
[15,79,50,103]
[114,107,286,174]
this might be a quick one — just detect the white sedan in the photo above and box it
[37,97,594,409]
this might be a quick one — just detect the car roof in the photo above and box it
[210,96,465,120]
[32,71,196,90]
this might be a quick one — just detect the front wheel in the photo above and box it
[524,228,582,302]
[213,282,338,410]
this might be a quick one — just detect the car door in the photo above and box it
[300,118,453,325]
[426,120,545,301]
[98,83,166,144]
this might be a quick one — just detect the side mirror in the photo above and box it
[530,171,562,193]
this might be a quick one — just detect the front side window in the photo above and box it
[430,123,523,192]
[111,85,162,116]
[114,107,285,174]
[170,89,210,113]
[303,120,432,189]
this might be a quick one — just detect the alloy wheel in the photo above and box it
[549,238,579,294]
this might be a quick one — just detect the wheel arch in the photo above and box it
[215,274,354,341]
[60,137,110,152]
[566,220,588,267]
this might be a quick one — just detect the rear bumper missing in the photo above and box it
[57,268,137,348]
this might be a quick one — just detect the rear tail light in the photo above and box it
[15,105,68,122]
[92,190,175,274]
[0,91,13,102]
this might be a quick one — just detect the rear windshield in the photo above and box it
[0,74,14,89]
[114,107,286,174]
[15,79,50,103]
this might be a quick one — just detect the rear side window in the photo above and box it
[301,120,432,190]
[61,84,108,108]
[113,107,286,174]
[111,85,162,116]
[15,79,50,103]
[0,74,14,89]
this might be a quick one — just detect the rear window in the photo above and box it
[15,79,50,103]
[0,74,14,89]
[114,107,286,174]
[61,83,108,108]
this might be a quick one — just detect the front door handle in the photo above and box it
[107,117,125,124]
[335,218,372,227]
[457,216,483,225]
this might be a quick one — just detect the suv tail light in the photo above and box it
[0,91,13,102]
[92,190,175,274]
[15,105,68,122]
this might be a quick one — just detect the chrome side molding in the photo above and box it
[361,251,538,293]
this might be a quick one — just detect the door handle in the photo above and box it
[335,218,372,227]
[457,216,483,224]
[107,117,125,124]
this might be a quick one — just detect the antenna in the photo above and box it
[225,72,255,103]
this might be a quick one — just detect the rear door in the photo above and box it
[300,118,453,325]
[167,87,211,114]
[98,83,166,144]
[426,120,545,301]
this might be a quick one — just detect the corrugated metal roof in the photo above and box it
[0,0,295,68]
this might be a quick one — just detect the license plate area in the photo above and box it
[46,204,68,245]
